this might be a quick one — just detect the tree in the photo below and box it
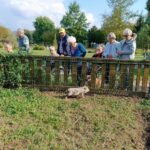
[0,25,17,46]
[101,0,136,40]
[24,29,33,44]
[88,26,106,46]
[137,0,150,50]
[33,16,56,45]
[60,1,89,44]
[134,14,145,33]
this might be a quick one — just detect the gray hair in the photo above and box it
[17,28,24,33]
[107,32,116,40]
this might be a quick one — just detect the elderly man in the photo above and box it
[17,28,30,55]
[57,28,70,56]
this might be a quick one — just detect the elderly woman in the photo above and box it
[67,36,87,85]
[102,32,119,84]
[17,28,30,55]
[67,36,86,57]
[117,28,137,60]
[103,32,119,59]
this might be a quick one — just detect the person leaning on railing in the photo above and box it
[102,32,119,84]
[116,28,137,89]
[67,36,87,85]
[17,28,30,55]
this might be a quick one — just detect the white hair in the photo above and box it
[49,46,55,51]
[17,28,24,33]
[67,36,76,43]
[107,32,116,40]
[123,28,133,36]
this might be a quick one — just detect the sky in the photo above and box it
[0,0,147,31]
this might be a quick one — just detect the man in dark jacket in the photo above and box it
[57,28,70,56]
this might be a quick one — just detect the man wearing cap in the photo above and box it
[57,28,70,56]
[17,28,30,55]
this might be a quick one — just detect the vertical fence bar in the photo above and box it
[55,61,60,85]
[136,64,141,92]
[71,62,77,86]
[128,64,135,91]
[46,59,51,86]
[37,59,43,85]
[119,64,126,90]
[21,58,26,84]
[109,63,116,89]
[91,63,97,89]
[142,64,149,92]
[64,62,68,86]
[101,64,106,88]
[81,62,87,86]
[29,57,34,85]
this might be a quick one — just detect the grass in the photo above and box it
[0,47,149,60]
[0,87,148,149]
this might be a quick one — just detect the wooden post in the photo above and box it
[55,61,60,85]
[64,62,68,86]
[21,59,26,84]
[142,64,149,92]
[136,64,141,92]
[81,62,87,86]
[71,62,77,86]
[109,64,116,89]
[128,64,135,91]
[101,64,106,88]
[37,59,42,85]
[29,58,34,84]
[46,59,51,86]
[91,63,97,89]
[119,64,126,90]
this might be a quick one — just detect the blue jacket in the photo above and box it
[18,35,30,50]
[71,43,86,57]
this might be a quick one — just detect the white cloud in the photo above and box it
[0,0,66,30]
[85,12,95,27]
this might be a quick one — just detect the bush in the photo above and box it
[0,42,3,49]
[32,44,45,50]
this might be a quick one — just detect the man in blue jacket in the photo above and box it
[57,28,70,56]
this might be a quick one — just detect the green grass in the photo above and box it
[0,87,147,149]
[0,47,148,60]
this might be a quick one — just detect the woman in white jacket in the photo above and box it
[103,32,119,59]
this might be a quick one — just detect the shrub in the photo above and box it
[32,44,45,50]
[0,42,3,49]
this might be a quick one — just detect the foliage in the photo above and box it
[88,26,106,46]
[32,44,45,51]
[102,0,136,40]
[24,29,33,44]
[0,89,145,149]
[0,25,17,46]
[33,16,56,45]
[0,55,23,88]
[60,2,89,44]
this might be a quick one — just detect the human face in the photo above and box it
[108,37,115,43]
[96,47,103,54]
[4,43,13,53]
[17,31,24,37]
[60,32,66,38]
[70,42,77,49]
[123,35,132,41]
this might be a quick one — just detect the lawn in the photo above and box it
[0,47,148,60]
[0,88,149,149]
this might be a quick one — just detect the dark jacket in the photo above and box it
[57,35,70,56]
[92,52,103,58]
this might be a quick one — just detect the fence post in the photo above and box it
[109,63,116,89]
[37,59,42,85]
[142,64,149,93]
[64,62,68,86]
[29,57,34,85]
[81,62,87,86]
[91,63,97,89]
[136,64,141,92]
[101,64,106,88]
[119,64,126,90]
[46,59,51,86]
[128,64,135,91]
[55,61,60,85]
[71,62,77,86]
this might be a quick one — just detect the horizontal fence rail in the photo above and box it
[0,55,149,97]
